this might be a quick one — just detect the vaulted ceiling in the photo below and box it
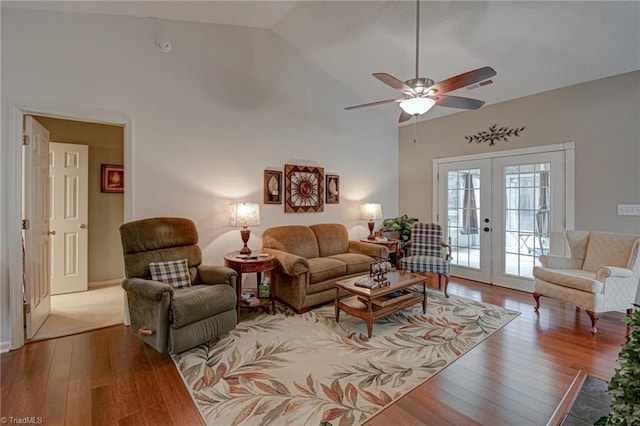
[5,1,640,124]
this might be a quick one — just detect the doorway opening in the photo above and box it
[26,115,125,341]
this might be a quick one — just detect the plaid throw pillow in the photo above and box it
[149,259,191,289]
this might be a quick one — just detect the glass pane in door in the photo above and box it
[447,169,481,269]
[503,162,550,278]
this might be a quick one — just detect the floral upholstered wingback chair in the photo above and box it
[533,230,640,333]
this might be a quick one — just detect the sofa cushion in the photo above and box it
[582,231,638,272]
[171,284,236,328]
[533,266,603,294]
[327,253,372,274]
[308,257,346,284]
[566,230,591,261]
[263,225,320,259]
[150,259,191,289]
[310,223,349,257]
[402,255,451,275]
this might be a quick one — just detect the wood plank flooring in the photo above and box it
[1,278,627,425]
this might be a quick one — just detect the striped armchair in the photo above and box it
[400,223,452,297]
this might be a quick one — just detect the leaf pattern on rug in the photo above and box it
[173,290,519,425]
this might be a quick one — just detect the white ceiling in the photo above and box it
[4,1,640,124]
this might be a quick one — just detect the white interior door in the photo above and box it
[50,142,89,294]
[437,150,567,292]
[24,116,51,339]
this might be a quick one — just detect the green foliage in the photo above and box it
[379,215,418,243]
[603,309,640,425]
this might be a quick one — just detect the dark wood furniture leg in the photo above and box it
[533,292,542,312]
[441,274,450,298]
[366,302,373,338]
[586,310,601,334]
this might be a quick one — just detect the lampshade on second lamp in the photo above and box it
[360,203,382,240]
[229,202,261,255]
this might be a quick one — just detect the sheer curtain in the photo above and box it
[461,172,479,235]
[536,171,550,254]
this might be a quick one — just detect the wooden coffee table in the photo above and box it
[334,270,427,337]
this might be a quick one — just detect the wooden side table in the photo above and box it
[224,251,276,322]
[360,238,403,267]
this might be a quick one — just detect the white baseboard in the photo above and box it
[89,278,123,289]
[1,340,12,353]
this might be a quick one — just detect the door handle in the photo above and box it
[79,224,87,229]
[48,230,56,235]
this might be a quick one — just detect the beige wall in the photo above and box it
[34,116,125,282]
[2,7,399,347]
[399,71,640,235]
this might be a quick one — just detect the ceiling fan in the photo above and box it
[345,0,496,123]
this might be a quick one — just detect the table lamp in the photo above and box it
[360,203,382,240]
[229,202,261,255]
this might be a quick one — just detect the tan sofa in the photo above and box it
[262,223,388,313]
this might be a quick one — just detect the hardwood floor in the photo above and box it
[1,278,627,425]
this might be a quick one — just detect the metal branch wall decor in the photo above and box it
[465,124,525,145]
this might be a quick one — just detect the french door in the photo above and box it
[437,149,568,292]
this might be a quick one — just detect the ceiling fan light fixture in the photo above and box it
[399,97,436,115]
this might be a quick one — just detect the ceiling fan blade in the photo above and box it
[345,98,401,110]
[399,110,412,123]
[428,66,497,94]
[434,94,485,110]
[373,73,414,94]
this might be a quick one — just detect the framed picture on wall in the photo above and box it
[326,174,339,204]
[264,169,282,204]
[101,164,124,193]
[284,164,324,213]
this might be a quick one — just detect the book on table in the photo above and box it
[354,277,378,288]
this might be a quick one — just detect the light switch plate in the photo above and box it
[617,204,640,216]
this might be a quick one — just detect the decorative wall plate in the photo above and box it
[263,169,282,204]
[285,164,324,213]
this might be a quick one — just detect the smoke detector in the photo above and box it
[156,38,172,53]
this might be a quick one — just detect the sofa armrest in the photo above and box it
[197,265,237,290]
[348,240,389,258]
[596,266,633,281]
[539,255,583,269]
[122,277,173,301]
[262,248,309,276]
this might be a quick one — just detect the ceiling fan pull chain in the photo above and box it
[413,116,418,143]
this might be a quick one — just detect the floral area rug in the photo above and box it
[172,289,520,425]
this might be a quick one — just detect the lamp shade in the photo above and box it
[399,97,436,115]
[229,203,261,227]
[360,203,382,221]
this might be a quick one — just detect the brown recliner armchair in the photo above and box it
[120,217,237,353]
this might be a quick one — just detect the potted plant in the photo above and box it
[596,308,640,425]
[378,215,418,243]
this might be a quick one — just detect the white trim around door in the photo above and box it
[433,142,575,291]
[4,103,134,351]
